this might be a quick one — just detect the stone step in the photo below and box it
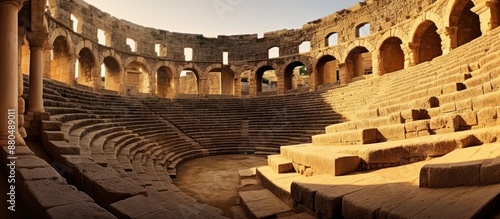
[312,128,378,146]
[239,189,293,219]
[268,155,294,173]
[420,142,500,188]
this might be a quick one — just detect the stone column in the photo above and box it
[249,71,257,97]
[198,78,206,98]
[472,0,499,33]
[0,0,26,144]
[438,26,458,54]
[234,76,242,98]
[26,32,48,113]
[277,73,285,95]
[338,63,351,85]
[403,42,420,67]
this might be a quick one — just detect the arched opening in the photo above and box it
[284,61,308,91]
[126,61,150,95]
[126,38,137,53]
[412,21,442,65]
[316,55,339,87]
[50,36,72,84]
[356,23,371,38]
[346,47,372,78]
[325,32,338,47]
[155,44,167,57]
[223,52,229,65]
[240,70,251,96]
[76,48,95,87]
[179,69,199,95]
[256,66,277,94]
[70,14,80,33]
[379,37,405,75]
[450,0,482,47]
[268,47,279,59]
[184,48,193,61]
[299,41,311,53]
[103,56,121,92]
[208,68,235,95]
[156,66,173,98]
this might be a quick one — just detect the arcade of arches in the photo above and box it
[2,0,500,218]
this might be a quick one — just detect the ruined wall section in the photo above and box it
[46,0,435,64]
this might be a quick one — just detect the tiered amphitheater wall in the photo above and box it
[42,0,499,97]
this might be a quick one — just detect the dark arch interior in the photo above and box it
[284,61,306,90]
[157,66,173,97]
[346,47,371,78]
[256,66,275,93]
[379,37,404,74]
[316,55,338,86]
[454,1,482,47]
[77,48,95,85]
[413,21,442,64]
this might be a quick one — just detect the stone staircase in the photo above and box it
[248,27,500,218]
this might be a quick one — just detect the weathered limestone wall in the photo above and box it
[42,0,500,98]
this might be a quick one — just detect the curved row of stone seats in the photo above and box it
[21,77,228,218]
[256,145,500,219]
[141,89,354,155]
[266,27,500,177]
[1,144,117,218]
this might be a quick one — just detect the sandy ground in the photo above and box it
[173,155,267,218]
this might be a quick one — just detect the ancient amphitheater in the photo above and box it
[1,0,500,218]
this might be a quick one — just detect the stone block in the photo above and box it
[442,82,465,94]
[440,102,456,113]
[429,115,460,134]
[18,167,65,185]
[420,160,482,188]
[108,195,163,219]
[400,109,420,121]
[340,129,378,145]
[356,109,379,119]
[312,132,341,146]
[325,122,356,133]
[42,120,62,131]
[477,107,497,127]
[21,180,93,217]
[376,124,406,142]
[405,120,430,133]
[455,99,472,111]
[46,202,117,219]
[94,177,147,207]
[472,91,500,110]
[480,157,500,186]
[43,131,65,141]
[309,153,360,176]
[458,111,477,128]
[47,140,81,158]
[268,155,294,173]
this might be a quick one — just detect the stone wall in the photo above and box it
[42,0,500,98]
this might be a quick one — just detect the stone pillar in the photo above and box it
[277,73,285,95]
[438,26,458,54]
[26,32,48,113]
[404,42,420,67]
[472,0,499,32]
[0,0,26,145]
[234,76,242,98]
[171,76,180,98]
[338,63,351,85]
[198,78,206,98]
[249,72,257,97]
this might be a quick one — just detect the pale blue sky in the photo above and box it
[84,0,360,37]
